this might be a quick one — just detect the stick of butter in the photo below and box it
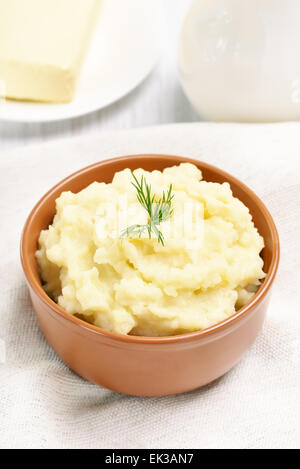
[0,0,101,103]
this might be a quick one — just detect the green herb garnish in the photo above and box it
[121,171,174,246]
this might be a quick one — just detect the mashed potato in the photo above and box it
[36,163,265,336]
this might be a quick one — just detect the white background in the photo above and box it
[0,0,197,151]
[1,122,299,449]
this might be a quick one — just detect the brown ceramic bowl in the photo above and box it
[21,155,279,396]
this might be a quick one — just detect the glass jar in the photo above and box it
[179,0,300,121]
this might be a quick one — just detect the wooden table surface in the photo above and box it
[0,0,199,152]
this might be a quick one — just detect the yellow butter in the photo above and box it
[0,0,101,103]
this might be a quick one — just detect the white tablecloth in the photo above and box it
[0,123,299,449]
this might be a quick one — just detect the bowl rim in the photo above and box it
[20,154,280,344]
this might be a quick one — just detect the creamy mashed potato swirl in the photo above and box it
[36,164,265,336]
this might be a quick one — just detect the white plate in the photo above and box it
[0,0,162,123]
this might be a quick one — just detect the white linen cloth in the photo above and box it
[0,123,299,449]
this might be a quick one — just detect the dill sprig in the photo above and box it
[121,171,174,246]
